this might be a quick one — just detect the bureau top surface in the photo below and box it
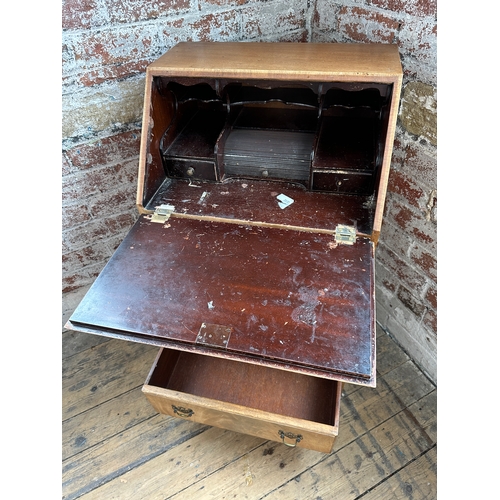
[148,42,403,81]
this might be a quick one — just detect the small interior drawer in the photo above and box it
[312,170,374,194]
[142,348,342,453]
[163,158,218,181]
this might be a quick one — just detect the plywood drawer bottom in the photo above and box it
[142,348,342,453]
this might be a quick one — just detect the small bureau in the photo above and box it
[66,42,402,453]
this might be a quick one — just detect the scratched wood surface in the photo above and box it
[68,208,376,385]
[62,323,436,500]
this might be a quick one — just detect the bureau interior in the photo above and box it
[153,76,392,197]
[149,348,340,426]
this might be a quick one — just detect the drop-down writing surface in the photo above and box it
[69,211,375,385]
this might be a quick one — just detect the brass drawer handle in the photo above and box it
[278,430,303,447]
[172,405,194,418]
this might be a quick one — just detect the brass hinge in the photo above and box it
[151,204,175,223]
[335,224,356,245]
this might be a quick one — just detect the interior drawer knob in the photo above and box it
[186,167,195,176]
[172,405,194,418]
[278,430,303,447]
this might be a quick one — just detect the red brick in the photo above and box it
[88,183,137,219]
[79,59,149,86]
[425,283,437,311]
[199,0,247,7]
[62,162,134,204]
[390,137,407,169]
[102,212,137,237]
[107,0,190,24]
[65,130,141,171]
[396,285,427,318]
[62,263,104,293]
[387,170,426,209]
[62,241,111,274]
[241,3,306,39]
[281,12,306,32]
[338,7,399,43]
[398,18,437,63]
[73,26,156,68]
[368,0,436,17]
[410,245,436,281]
[62,203,92,231]
[375,261,398,293]
[62,238,71,256]
[189,11,240,41]
[403,143,436,189]
[276,30,309,43]
[389,199,436,246]
[378,243,427,295]
[62,0,107,30]
[63,220,107,249]
[63,212,135,250]
[311,0,338,33]
[62,43,74,74]
[379,220,413,258]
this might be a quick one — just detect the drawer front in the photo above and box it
[312,170,374,194]
[164,157,218,181]
[142,385,338,453]
[142,348,341,453]
[222,129,313,182]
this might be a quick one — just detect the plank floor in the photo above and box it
[62,323,437,500]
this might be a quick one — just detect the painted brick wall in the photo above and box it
[312,0,437,382]
[62,0,310,293]
[62,0,437,383]
[62,0,309,143]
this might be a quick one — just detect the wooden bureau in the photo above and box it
[66,42,402,453]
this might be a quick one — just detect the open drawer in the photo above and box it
[143,348,342,453]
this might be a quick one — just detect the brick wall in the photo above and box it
[62,0,437,383]
[62,0,310,294]
[313,0,437,383]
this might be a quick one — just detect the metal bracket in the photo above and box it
[196,323,232,348]
[151,204,175,223]
[335,224,356,245]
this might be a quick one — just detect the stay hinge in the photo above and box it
[151,204,175,223]
[335,224,357,245]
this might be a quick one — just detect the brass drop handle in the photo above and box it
[172,405,194,418]
[278,430,303,447]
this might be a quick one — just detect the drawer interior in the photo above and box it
[148,348,340,426]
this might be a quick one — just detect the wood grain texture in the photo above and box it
[142,348,341,453]
[372,74,402,234]
[136,42,402,239]
[146,177,375,235]
[68,214,376,385]
[71,427,266,500]
[361,447,437,500]
[148,42,402,81]
[62,339,157,420]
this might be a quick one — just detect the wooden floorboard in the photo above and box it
[62,326,437,499]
